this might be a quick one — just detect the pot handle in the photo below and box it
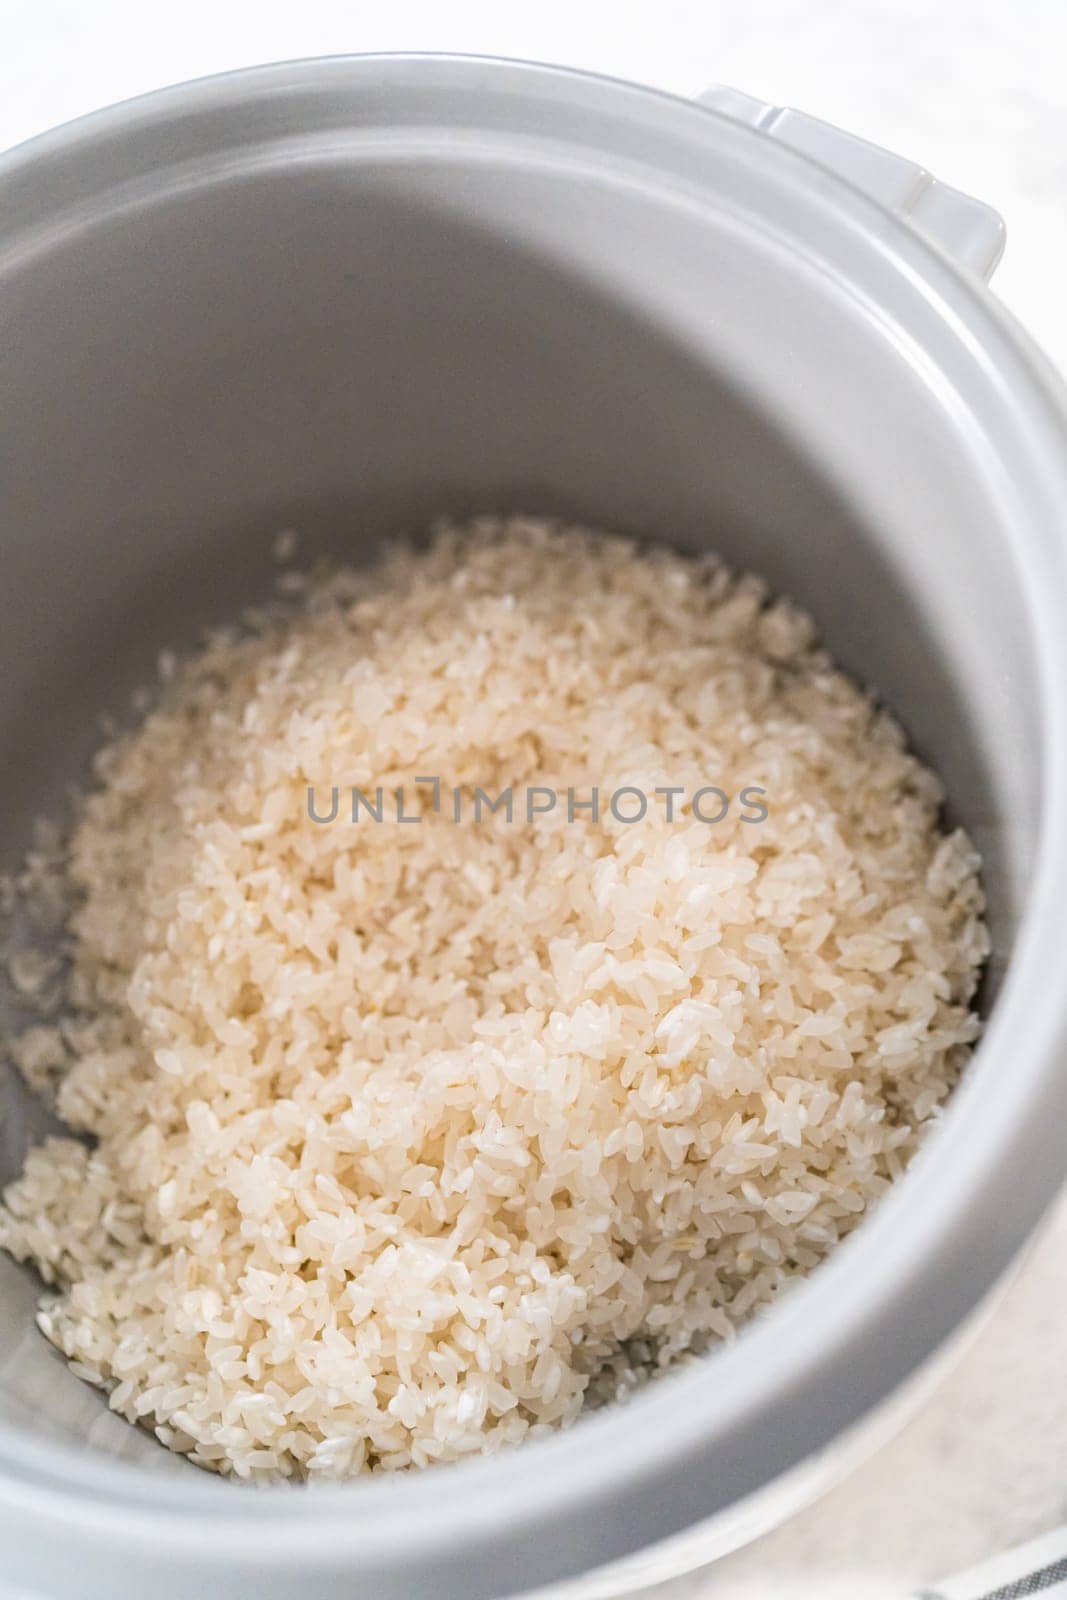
[697,85,1005,280]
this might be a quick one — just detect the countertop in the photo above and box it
[3,2,1066,1594]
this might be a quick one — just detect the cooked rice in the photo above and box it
[0,518,987,1479]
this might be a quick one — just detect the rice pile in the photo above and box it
[0,518,987,1480]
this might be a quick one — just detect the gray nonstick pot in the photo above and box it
[2,53,1067,1600]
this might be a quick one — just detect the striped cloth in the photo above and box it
[918,1530,1067,1600]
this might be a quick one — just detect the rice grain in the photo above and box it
[0,518,987,1479]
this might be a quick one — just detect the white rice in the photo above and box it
[0,518,987,1480]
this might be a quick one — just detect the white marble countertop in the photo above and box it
[4,3,1066,1594]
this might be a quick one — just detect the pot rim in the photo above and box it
[2,50,1067,1592]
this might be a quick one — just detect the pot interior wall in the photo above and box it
[0,155,1040,1468]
